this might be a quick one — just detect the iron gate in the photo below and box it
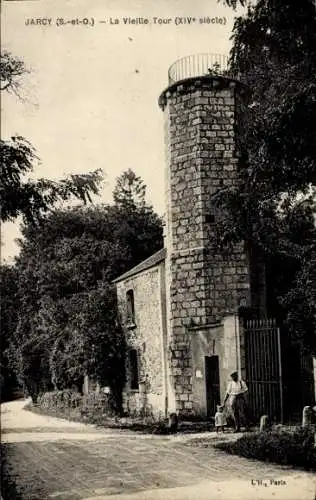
[244,318,283,423]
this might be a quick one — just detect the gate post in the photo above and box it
[238,315,246,381]
[313,357,316,401]
[277,327,284,423]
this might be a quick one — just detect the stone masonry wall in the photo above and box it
[160,76,251,416]
[116,264,166,419]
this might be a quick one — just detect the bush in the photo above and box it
[30,393,215,434]
[215,427,316,470]
[37,390,81,414]
[36,389,116,422]
[80,391,114,420]
[37,390,83,412]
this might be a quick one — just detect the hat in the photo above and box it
[230,371,238,377]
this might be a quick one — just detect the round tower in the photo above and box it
[159,54,252,417]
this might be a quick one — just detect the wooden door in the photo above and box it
[205,355,220,417]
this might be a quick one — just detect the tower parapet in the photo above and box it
[167,53,233,86]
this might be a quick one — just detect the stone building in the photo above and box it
[114,54,316,421]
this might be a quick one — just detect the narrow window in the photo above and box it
[129,348,139,390]
[126,289,135,323]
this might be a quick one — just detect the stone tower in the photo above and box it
[159,54,253,416]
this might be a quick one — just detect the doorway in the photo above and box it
[205,355,220,417]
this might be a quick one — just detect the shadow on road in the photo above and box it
[1,444,23,500]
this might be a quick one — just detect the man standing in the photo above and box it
[223,371,250,432]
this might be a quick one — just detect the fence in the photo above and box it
[244,318,283,423]
[168,53,232,85]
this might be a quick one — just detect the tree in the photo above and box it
[111,170,163,277]
[46,285,126,408]
[8,171,163,406]
[7,207,116,401]
[212,0,316,351]
[280,248,316,352]
[0,49,28,95]
[113,168,146,208]
[0,265,21,401]
[1,50,103,223]
[1,136,103,223]
[220,0,246,7]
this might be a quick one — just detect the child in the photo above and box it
[215,404,227,433]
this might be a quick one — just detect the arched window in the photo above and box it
[126,289,135,323]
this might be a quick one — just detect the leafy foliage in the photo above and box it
[218,0,246,8]
[113,168,146,208]
[212,0,316,351]
[215,427,316,470]
[5,171,163,408]
[0,265,21,401]
[0,49,27,94]
[36,390,116,422]
[1,50,104,223]
[280,249,316,352]
[0,135,103,223]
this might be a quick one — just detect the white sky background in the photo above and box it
[1,0,245,262]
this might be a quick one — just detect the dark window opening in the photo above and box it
[126,289,135,323]
[205,213,215,224]
[129,348,139,390]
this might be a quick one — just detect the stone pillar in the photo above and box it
[302,406,313,428]
[159,75,251,416]
[83,374,89,395]
[260,414,270,432]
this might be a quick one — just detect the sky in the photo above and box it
[1,0,245,262]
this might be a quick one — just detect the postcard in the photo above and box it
[1,1,315,499]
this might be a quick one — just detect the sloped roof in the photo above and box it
[113,248,166,283]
